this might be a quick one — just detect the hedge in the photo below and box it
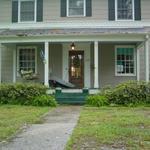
[86,81,150,106]
[0,83,57,106]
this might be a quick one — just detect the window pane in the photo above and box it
[69,0,84,16]
[117,0,133,20]
[116,47,134,75]
[20,1,35,21]
[19,48,36,73]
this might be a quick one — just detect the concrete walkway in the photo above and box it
[0,106,81,150]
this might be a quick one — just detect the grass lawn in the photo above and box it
[0,105,50,141]
[66,107,150,150]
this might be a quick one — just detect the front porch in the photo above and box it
[0,34,149,89]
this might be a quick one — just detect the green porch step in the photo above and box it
[55,88,89,104]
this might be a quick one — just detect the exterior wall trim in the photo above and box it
[0,35,145,44]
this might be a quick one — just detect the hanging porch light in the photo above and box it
[70,42,75,50]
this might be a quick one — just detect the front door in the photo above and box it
[69,51,84,88]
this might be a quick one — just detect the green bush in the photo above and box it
[86,81,150,107]
[86,94,108,107]
[103,81,150,106]
[32,95,57,107]
[0,83,57,106]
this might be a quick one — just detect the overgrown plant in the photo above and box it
[86,95,108,107]
[0,83,57,106]
[104,81,150,105]
[86,81,150,107]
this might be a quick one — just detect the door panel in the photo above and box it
[69,51,84,88]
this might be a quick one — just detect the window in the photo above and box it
[19,0,36,22]
[17,47,37,75]
[115,46,136,76]
[115,0,134,20]
[67,0,85,16]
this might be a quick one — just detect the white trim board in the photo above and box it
[1,21,150,30]
[0,35,145,44]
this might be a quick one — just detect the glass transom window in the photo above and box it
[19,0,35,22]
[67,0,85,16]
[115,46,135,75]
[116,0,134,20]
[18,47,37,74]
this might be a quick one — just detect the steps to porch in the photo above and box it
[54,88,89,104]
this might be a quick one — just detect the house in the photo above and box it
[0,0,150,89]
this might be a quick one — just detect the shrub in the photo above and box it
[0,83,57,106]
[103,81,150,106]
[32,95,57,107]
[86,94,108,107]
[86,81,150,107]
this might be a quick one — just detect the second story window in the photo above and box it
[115,0,134,20]
[12,0,43,23]
[67,0,86,17]
[19,0,36,22]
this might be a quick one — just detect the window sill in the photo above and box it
[115,19,135,22]
[66,15,86,18]
[17,21,37,24]
[115,74,136,77]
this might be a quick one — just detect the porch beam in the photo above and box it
[44,42,49,86]
[0,35,145,44]
[0,43,2,83]
[94,41,99,88]
[145,35,149,82]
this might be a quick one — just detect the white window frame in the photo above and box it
[115,45,136,76]
[18,0,37,23]
[67,0,86,17]
[115,0,135,21]
[17,46,37,76]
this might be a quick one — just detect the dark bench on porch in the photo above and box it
[55,88,89,104]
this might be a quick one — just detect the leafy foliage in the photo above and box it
[86,81,150,106]
[0,83,57,106]
[103,81,150,106]
[32,95,57,107]
[86,95,108,107]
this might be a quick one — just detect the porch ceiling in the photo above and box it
[0,27,150,37]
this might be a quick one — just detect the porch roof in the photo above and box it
[0,27,150,37]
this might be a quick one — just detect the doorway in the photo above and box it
[69,51,84,88]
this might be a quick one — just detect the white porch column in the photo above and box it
[13,47,16,83]
[136,47,140,81]
[0,43,2,83]
[94,41,99,88]
[44,42,49,86]
[145,35,149,82]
